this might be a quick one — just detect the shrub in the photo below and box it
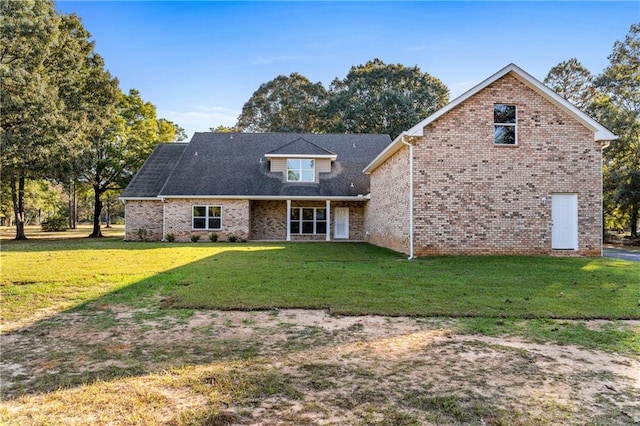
[191,234,201,243]
[209,233,218,242]
[227,235,238,243]
[137,228,148,241]
[166,233,176,242]
[41,216,67,232]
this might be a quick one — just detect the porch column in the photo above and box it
[325,199,331,241]
[286,199,291,241]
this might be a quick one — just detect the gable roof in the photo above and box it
[266,137,337,159]
[364,63,618,174]
[120,143,187,199]
[122,133,391,200]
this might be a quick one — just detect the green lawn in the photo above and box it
[2,237,639,321]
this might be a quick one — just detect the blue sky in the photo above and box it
[55,1,639,139]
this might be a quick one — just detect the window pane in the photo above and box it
[316,221,326,234]
[301,170,314,182]
[193,206,206,217]
[290,208,300,220]
[287,159,300,169]
[302,222,314,234]
[208,218,221,229]
[193,218,206,229]
[494,104,516,124]
[301,159,314,169]
[494,126,516,144]
[302,208,314,220]
[316,209,326,220]
[288,170,300,181]
[208,206,221,217]
[291,221,300,234]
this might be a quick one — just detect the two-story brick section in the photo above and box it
[121,64,616,256]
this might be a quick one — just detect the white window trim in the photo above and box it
[192,205,222,230]
[289,207,327,235]
[494,104,517,145]
[286,158,315,182]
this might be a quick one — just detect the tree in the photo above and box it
[324,59,449,138]
[81,89,184,237]
[1,0,62,239]
[543,58,597,110]
[595,24,640,237]
[236,73,329,133]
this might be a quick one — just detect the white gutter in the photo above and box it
[400,133,414,260]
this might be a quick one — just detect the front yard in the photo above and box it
[1,229,639,424]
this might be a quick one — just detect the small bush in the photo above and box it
[166,233,175,242]
[41,216,67,232]
[191,234,201,243]
[227,235,238,243]
[137,228,148,241]
[209,233,218,242]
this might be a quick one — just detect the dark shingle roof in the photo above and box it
[266,137,336,157]
[124,133,391,198]
[121,143,187,198]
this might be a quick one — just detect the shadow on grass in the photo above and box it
[2,241,639,400]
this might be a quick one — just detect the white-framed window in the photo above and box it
[494,104,517,145]
[192,205,222,230]
[290,207,326,234]
[287,159,315,182]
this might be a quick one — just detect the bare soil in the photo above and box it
[1,308,639,425]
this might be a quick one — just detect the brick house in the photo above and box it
[121,133,391,243]
[121,64,616,256]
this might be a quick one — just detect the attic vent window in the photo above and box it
[494,104,517,145]
[287,159,315,182]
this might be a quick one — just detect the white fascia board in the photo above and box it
[159,195,368,202]
[265,154,338,160]
[363,132,408,174]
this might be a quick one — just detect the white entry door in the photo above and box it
[551,193,578,250]
[334,207,349,239]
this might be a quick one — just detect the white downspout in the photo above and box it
[161,197,166,242]
[400,134,414,260]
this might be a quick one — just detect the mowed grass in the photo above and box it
[1,231,639,322]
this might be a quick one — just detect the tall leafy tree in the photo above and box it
[324,59,449,138]
[1,0,62,239]
[82,89,184,237]
[594,24,640,237]
[543,58,597,110]
[236,73,329,132]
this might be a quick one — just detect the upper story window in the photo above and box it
[494,104,517,145]
[287,159,315,182]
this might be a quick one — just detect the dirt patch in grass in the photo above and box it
[1,308,639,425]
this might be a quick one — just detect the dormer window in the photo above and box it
[287,159,315,182]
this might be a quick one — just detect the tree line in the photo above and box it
[216,58,450,140]
[1,0,186,240]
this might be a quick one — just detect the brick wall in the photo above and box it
[407,74,602,256]
[124,200,163,241]
[365,147,411,254]
[164,199,250,242]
